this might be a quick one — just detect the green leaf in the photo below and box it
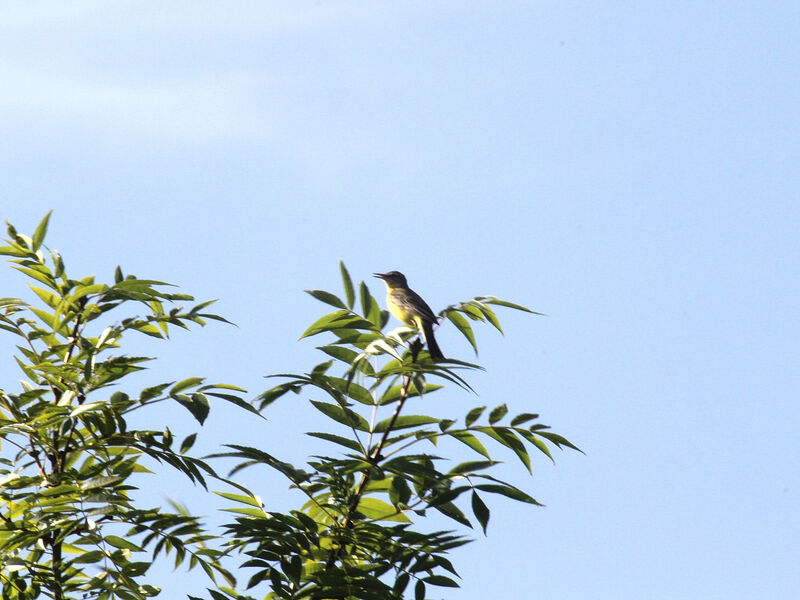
[300,310,376,339]
[389,475,412,506]
[510,412,539,427]
[305,289,347,310]
[517,429,554,462]
[12,265,56,289]
[306,431,363,452]
[360,281,383,327]
[30,286,58,308]
[394,573,410,594]
[448,460,497,475]
[488,403,508,424]
[214,491,263,508]
[70,401,105,417]
[480,427,531,473]
[171,377,205,394]
[534,430,583,453]
[465,406,485,427]
[379,383,443,405]
[450,431,490,458]
[373,414,440,433]
[309,400,369,431]
[134,321,164,338]
[434,501,472,527]
[81,475,124,490]
[473,301,503,334]
[471,491,490,535]
[104,535,143,551]
[478,295,545,315]
[317,344,359,364]
[423,575,459,588]
[0,245,26,257]
[173,393,210,424]
[356,497,411,522]
[180,433,197,454]
[415,580,425,600]
[70,550,105,564]
[340,261,355,308]
[32,211,52,251]
[446,311,478,354]
[336,378,375,405]
[29,306,57,329]
[474,483,543,505]
[140,382,171,401]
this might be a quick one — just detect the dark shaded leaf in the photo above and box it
[173,393,210,424]
[488,403,508,424]
[340,261,355,308]
[423,575,459,587]
[510,412,539,427]
[465,406,485,427]
[471,491,490,535]
[306,431,363,452]
[415,579,425,600]
[180,433,197,454]
[474,483,543,505]
[310,400,369,431]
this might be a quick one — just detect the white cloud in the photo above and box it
[0,58,274,145]
[0,1,401,40]
[0,2,419,151]
[0,1,439,165]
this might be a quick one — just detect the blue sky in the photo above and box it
[2,3,799,599]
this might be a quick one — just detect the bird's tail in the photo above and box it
[421,320,445,361]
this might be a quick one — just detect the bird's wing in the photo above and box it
[393,289,438,323]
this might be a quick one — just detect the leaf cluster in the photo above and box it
[0,214,246,599]
[1,215,580,600]
[209,263,580,600]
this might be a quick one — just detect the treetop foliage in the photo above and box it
[0,213,579,600]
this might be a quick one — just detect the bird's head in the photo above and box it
[374,271,408,288]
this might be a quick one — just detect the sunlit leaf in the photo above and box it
[104,535,143,551]
[356,497,411,522]
[31,210,52,251]
[171,377,205,394]
[374,414,440,433]
[446,311,478,354]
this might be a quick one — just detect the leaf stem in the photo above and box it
[325,344,420,569]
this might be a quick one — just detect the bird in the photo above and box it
[374,271,445,360]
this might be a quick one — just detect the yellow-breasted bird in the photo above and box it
[374,271,445,360]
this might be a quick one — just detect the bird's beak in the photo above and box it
[374,273,387,280]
